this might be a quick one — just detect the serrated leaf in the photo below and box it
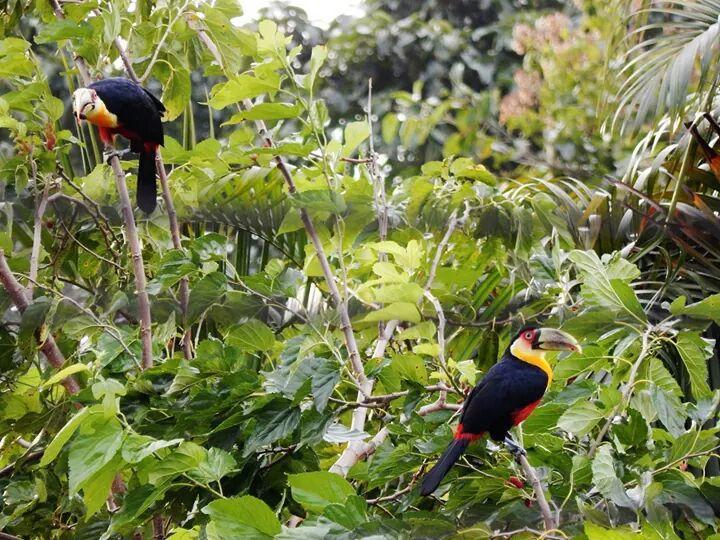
[203,496,281,539]
[288,471,356,513]
[243,398,300,456]
[188,272,227,323]
[591,444,635,508]
[225,320,275,352]
[208,73,282,109]
[41,363,89,388]
[312,359,340,412]
[674,331,713,400]
[40,407,91,466]
[223,102,301,124]
[68,416,124,494]
[361,302,420,323]
[557,401,604,436]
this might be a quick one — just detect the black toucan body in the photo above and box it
[420,326,581,496]
[72,77,165,213]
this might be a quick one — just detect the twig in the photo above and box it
[191,24,365,380]
[330,208,462,474]
[0,251,81,395]
[111,29,191,360]
[424,290,461,395]
[51,0,153,370]
[588,329,652,458]
[366,465,426,505]
[515,452,556,531]
[138,1,190,82]
[29,162,51,295]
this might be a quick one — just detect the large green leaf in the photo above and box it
[225,320,275,353]
[288,471,356,513]
[68,415,125,495]
[591,444,635,508]
[202,496,281,539]
[674,332,713,400]
[557,401,605,436]
[243,398,300,456]
[40,407,91,467]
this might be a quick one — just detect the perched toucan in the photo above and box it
[72,77,165,213]
[420,325,581,496]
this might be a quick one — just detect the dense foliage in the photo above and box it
[0,0,719,538]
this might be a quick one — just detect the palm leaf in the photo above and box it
[611,0,720,134]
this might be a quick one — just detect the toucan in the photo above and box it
[420,325,581,496]
[72,77,165,213]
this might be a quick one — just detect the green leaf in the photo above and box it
[41,363,89,388]
[671,293,720,323]
[223,102,302,124]
[312,359,340,412]
[557,401,604,436]
[396,321,436,341]
[162,67,192,122]
[40,407,91,466]
[121,434,184,464]
[323,495,367,529]
[585,522,643,540]
[68,415,125,494]
[243,398,300,456]
[203,496,281,539]
[650,385,686,437]
[569,250,645,321]
[189,447,236,485]
[591,444,635,508]
[307,45,328,91]
[149,442,207,485]
[208,73,281,109]
[188,272,227,323]
[288,471,356,513]
[289,190,346,213]
[82,455,122,517]
[372,283,424,304]
[342,121,370,157]
[674,331,713,400]
[361,302,421,323]
[225,320,275,353]
[35,20,93,44]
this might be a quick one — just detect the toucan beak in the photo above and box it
[536,328,582,353]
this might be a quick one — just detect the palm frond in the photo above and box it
[610,0,720,134]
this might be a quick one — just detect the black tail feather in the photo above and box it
[420,439,469,496]
[137,149,157,213]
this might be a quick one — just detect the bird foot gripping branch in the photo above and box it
[420,326,581,497]
[504,436,527,457]
[103,148,135,163]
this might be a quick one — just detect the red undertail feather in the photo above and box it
[510,399,541,426]
[454,423,484,441]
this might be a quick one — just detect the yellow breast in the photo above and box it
[510,340,553,386]
[86,103,118,128]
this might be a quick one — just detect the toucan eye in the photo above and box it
[524,331,533,340]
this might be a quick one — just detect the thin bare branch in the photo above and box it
[0,251,81,395]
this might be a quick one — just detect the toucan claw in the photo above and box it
[103,148,133,164]
[504,436,527,457]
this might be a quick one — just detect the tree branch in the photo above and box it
[515,452,556,531]
[588,329,652,458]
[190,23,365,381]
[51,0,154,369]
[0,251,80,395]
[111,31,192,360]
